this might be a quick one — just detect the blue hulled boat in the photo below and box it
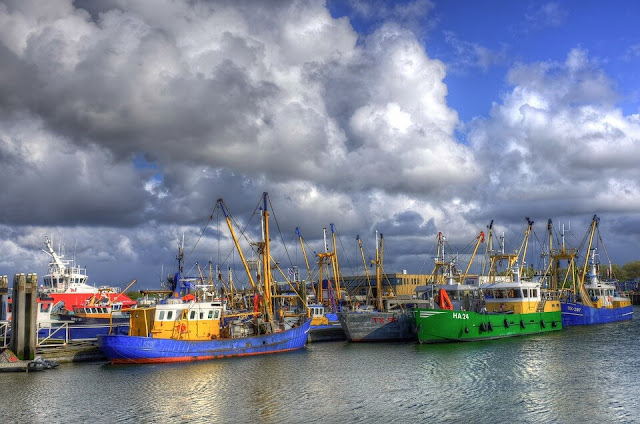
[556,216,633,326]
[97,193,311,364]
[561,253,632,325]
[98,319,310,364]
[561,301,632,326]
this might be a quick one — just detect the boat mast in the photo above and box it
[461,231,485,284]
[295,227,316,299]
[228,267,235,309]
[356,235,373,305]
[261,192,275,326]
[330,224,343,303]
[578,215,599,308]
[217,199,257,291]
[548,219,578,292]
[431,232,448,284]
[517,217,535,276]
[488,223,519,283]
[373,232,384,311]
[482,220,494,278]
[316,227,329,304]
[175,235,184,296]
[316,226,340,309]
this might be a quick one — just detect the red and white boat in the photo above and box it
[41,237,136,310]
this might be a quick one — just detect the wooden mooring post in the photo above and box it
[0,275,8,320]
[10,273,38,360]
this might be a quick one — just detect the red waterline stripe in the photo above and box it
[109,346,304,364]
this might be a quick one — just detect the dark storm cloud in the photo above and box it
[1,2,640,288]
[0,112,153,226]
[375,210,436,237]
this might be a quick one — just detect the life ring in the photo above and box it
[504,319,510,328]
[520,320,525,329]
[439,288,453,310]
[540,320,546,328]
[487,322,493,331]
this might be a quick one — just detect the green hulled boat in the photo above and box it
[413,267,562,343]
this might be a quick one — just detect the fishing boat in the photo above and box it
[561,215,633,326]
[413,268,562,343]
[40,237,136,310]
[414,219,562,343]
[295,226,346,342]
[98,193,311,364]
[34,296,130,341]
[57,282,136,325]
[550,216,633,325]
[339,233,424,342]
[307,304,345,342]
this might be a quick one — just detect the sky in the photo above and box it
[1,0,640,290]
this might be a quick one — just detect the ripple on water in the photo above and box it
[2,309,639,422]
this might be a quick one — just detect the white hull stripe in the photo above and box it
[419,311,447,318]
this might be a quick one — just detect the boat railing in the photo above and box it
[225,311,259,320]
[37,321,69,348]
[0,321,9,348]
[541,290,560,301]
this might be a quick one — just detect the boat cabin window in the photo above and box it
[190,310,196,320]
[494,290,508,298]
[523,289,529,298]
[532,289,537,298]
[167,311,174,320]
[214,309,220,319]
[208,310,213,319]
[159,311,165,320]
[199,311,204,320]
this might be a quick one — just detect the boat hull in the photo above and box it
[339,311,415,342]
[38,323,129,340]
[308,323,346,343]
[57,314,130,325]
[97,320,311,364]
[561,302,633,326]
[46,292,136,310]
[413,309,562,343]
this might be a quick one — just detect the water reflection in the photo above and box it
[1,307,639,422]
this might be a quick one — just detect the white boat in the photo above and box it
[40,237,135,309]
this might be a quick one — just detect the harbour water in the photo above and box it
[2,307,639,423]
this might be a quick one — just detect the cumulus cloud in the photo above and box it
[2,1,638,288]
[0,0,482,285]
[467,48,640,230]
